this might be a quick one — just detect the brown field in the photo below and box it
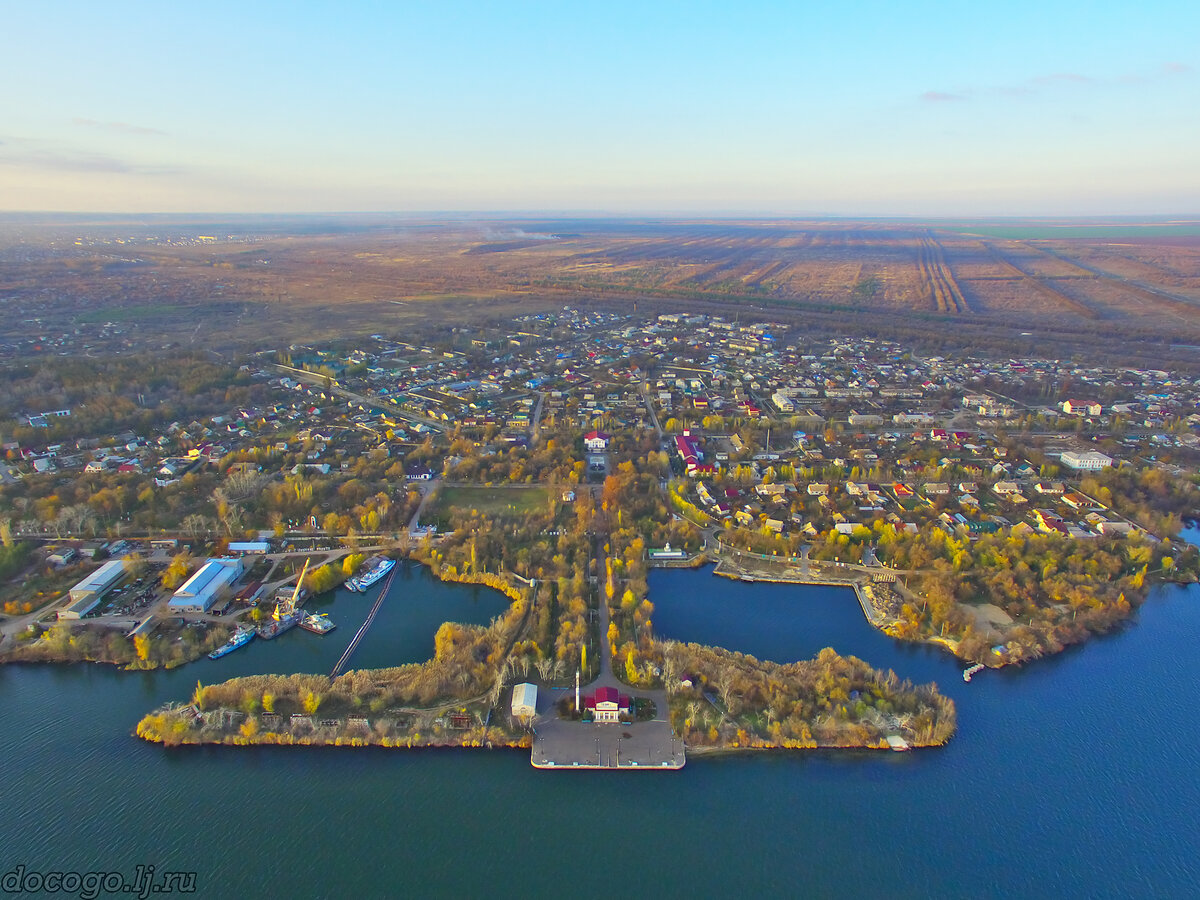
[2,216,1200,359]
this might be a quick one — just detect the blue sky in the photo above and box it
[1,1,1197,214]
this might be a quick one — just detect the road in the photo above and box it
[640,379,664,437]
[530,391,547,441]
[272,363,447,433]
[407,479,440,534]
[527,516,683,769]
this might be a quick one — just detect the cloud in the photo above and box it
[920,91,965,103]
[0,140,181,175]
[924,62,1189,106]
[71,117,167,136]
[1031,72,1094,86]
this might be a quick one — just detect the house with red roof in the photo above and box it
[674,432,701,469]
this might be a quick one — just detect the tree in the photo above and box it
[302,690,323,715]
[161,552,193,590]
[134,633,152,663]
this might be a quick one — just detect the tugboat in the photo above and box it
[299,612,336,635]
[259,559,308,640]
[209,623,256,659]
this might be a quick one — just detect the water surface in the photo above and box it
[2,564,1198,897]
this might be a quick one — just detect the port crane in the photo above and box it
[276,558,309,620]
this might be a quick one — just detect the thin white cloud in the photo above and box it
[920,91,966,103]
[72,117,167,136]
[922,61,1190,104]
[0,136,181,175]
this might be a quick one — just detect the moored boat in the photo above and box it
[260,559,309,640]
[209,624,256,659]
[353,557,395,592]
[258,610,302,639]
[299,612,336,635]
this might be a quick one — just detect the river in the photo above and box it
[2,561,1198,897]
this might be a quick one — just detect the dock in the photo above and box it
[330,565,397,677]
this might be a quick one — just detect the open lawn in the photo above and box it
[430,485,554,521]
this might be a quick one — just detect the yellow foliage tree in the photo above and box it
[161,552,193,590]
[625,649,639,685]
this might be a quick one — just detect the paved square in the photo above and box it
[531,688,684,770]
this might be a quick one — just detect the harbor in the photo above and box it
[6,576,1199,896]
[331,561,399,677]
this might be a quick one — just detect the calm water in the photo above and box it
[2,561,1199,898]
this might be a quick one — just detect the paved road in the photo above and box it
[640,380,664,437]
[530,391,547,441]
[527,520,682,769]
[273,363,447,433]
[407,479,440,534]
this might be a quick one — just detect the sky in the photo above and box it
[1,0,1198,215]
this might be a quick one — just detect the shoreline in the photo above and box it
[707,550,1192,671]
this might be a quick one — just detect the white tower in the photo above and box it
[575,669,580,713]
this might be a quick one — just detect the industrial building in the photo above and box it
[168,558,244,614]
[227,541,270,555]
[60,559,127,619]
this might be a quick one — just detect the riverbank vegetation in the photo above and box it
[664,642,955,750]
[5,619,229,669]
[136,596,534,747]
[865,525,1199,664]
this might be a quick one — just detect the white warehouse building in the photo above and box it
[168,558,244,614]
[60,559,128,619]
[511,683,538,719]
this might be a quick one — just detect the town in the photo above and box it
[2,306,1197,758]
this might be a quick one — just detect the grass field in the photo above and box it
[429,485,553,521]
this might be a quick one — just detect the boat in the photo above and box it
[299,612,336,635]
[209,624,256,659]
[260,559,309,640]
[352,557,395,592]
[963,663,985,682]
[258,610,302,639]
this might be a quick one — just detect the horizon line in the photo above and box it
[2,210,1199,222]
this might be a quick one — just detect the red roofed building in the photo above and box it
[584,686,631,723]
[584,431,610,452]
[675,433,701,469]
